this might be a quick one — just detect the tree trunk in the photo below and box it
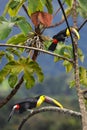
[74,41,87,130]
[72,1,87,130]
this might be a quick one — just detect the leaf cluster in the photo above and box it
[0,57,44,88]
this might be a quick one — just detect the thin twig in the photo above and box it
[78,18,87,31]
[0,43,74,63]
[53,1,65,18]
[22,4,31,19]
[81,88,87,100]
[0,76,24,108]
[57,0,75,60]
[18,106,81,130]
[47,13,71,29]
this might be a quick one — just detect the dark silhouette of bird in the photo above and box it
[48,27,80,51]
[8,95,63,121]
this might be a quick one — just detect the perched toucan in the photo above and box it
[8,95,63,121]
[48,27,80,51]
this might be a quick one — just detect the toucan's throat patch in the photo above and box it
[53,39,58,44]
[14,104,20,110]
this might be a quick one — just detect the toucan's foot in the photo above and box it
[27,109,34,113]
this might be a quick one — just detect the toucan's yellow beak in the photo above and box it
[36,95,45,107]
[66,27,80,40]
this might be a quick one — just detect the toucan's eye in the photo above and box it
[14,104,20,110]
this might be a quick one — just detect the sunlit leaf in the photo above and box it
[63,60,73,72]
[8,0,25,17]
[55,43,65,55]
[78,48,84,62]
[65,0,73,7]
[79,66,87,86]
[17,19,32,35]
[54,56,62,62]
[5,61,23,75]
[7,33,28,44]
[69,80,75,88]
[6,52,14,61]
[0,57,44,88]
[62,7,72,20]
[6,48,21,57]
[0,21,14,40]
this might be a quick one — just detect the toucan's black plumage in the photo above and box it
[8,95,63,121]
[48,27,80,51]
[48,28,67,51]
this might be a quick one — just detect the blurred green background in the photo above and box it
[0,73,82,130]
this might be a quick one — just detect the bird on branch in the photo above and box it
[48,27,80,51]
[8,95,63,121]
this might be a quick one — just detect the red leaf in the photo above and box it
[31,11,53,27]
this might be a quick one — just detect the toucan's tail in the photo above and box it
[48,43,57,51]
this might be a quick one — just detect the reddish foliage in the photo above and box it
[31,11,53,27]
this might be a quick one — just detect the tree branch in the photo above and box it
[18,106,81,130]
[0,76,24,108]
[0,43,74,63]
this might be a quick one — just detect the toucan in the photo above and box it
[48,27,80,51]
[8,95,63,121]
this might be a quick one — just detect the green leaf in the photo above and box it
[55,43,65,55]
[0,68,10,83]
[0,21,14,40]
[69,80,75,88]
[24,70,35,89]
[6,48,21,57]
[7,33,28,44]
[8,74,18,88]
[28,0,45,15]
[78,48,84,62]
[0,51,5,60]
[17,19,32,35]
[54,56,62,62]
[62,7,72,20]
[5,61,23,75]
[8,0,25,17]
[79,66,87,86]
[6,52,14,61]
[77,6,87,18]
[37,71,44,82]
[0,57,44,88]
[54,44,73,62]
[78,0,87,12]
[65,0,73,7]
[45,0,53,14]
[28,61,44,82]
[63,60,73,72]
